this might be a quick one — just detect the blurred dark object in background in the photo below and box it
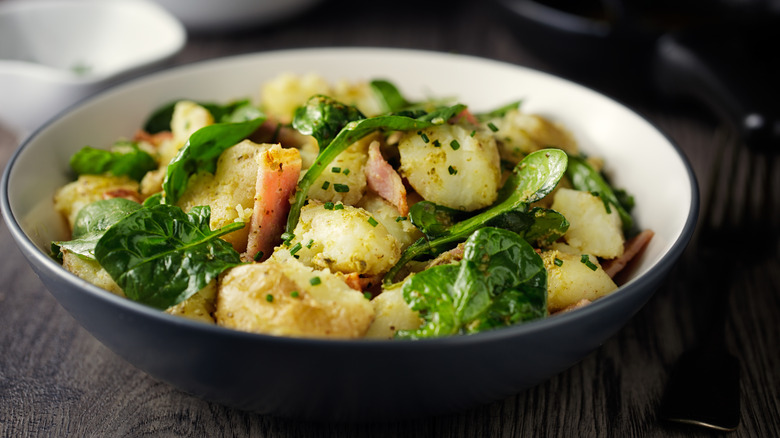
[492,0,780,151]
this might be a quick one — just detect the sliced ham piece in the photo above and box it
[601,229,655,278]
[364,140,408,216]
[243,144,302,263]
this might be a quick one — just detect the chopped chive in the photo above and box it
[281,232,295,246]
[334,183,349,193]
[333,203,344,210]
[470,130,476,137]
[321,181,330,190]
[487,122,499,132]
[450,139,461,150]
[395,216,407,222]
[580,254,598,271]
[305,239,314,249]
[554,257,563,267]
[420,132,430,143]
[448,165,458,175]
[432,139,441,147]
[324,202,335,210]
[290,291,300,298]
[331,166,341,173]
[289,242,303,256]
[342,168,350,175]
[363,292,372,300]
[368,217,379,227]
[265,294,274,303]
[310,276,321,286]
[253,251,264,262]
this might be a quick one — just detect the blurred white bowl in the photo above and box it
[0,0,186,138]
[150,0,323,33]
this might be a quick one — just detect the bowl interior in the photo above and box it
[4,48,695,291]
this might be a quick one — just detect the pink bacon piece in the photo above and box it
[364,140,409,216]
[243,145,302,263]
[601,229,655,278]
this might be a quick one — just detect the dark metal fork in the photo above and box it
[660,126,779,431]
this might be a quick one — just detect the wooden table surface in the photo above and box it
[1,1,778,436]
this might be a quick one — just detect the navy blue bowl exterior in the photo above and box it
[0,49,699,422]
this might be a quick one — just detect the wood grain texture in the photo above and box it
[1,0,778,436]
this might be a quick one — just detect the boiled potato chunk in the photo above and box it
[542,245,617,313]
[61,251,124,297]
[490,109,579,164]
[165,280,218,324]
[215,259,374,338]
[552,187,624,259]
[305,140,369,206]
[398,124,501,211]
[54,175,139,229]
[277,201,401,276]
[365,285,422,339]
[260,73,331,123]
[357,192,423,251]
[177,140,272,253]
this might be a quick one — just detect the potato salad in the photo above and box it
[51,74,653,339]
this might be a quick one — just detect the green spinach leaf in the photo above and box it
[70,142,157,181]
[163,116,266,205]
[94,204,244,309]
[52,198,142,260]
[143,99,259,133]
[397,227,546,339]
[292,95,365,150]
[370,79,409,113]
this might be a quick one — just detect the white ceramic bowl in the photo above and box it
[0,0,186,138]
[1,48,698,421]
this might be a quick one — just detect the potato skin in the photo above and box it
[541,244,617,313]
[177,140,273,253]
[551,187,624,259]
[215,259,374,338]
[398,124,501,211]
[279,200,401,277]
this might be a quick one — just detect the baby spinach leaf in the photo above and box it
[474,99,523,122]
[384,148,568,285]
[370,79,409,113]
[52,198,142,260]
[566,155,633,232]
[397,227,546,339]
[143,99,258,133]
[408,201,469,239]
[292,95,365,150]
[94,204,244,309]
[163,116,266,205]
[487,207,569,248]
[285,102,467,234]
[70,142,157,181]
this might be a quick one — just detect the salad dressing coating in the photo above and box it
[51,74,652,340]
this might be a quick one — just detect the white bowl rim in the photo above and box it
[0,46,700,348]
